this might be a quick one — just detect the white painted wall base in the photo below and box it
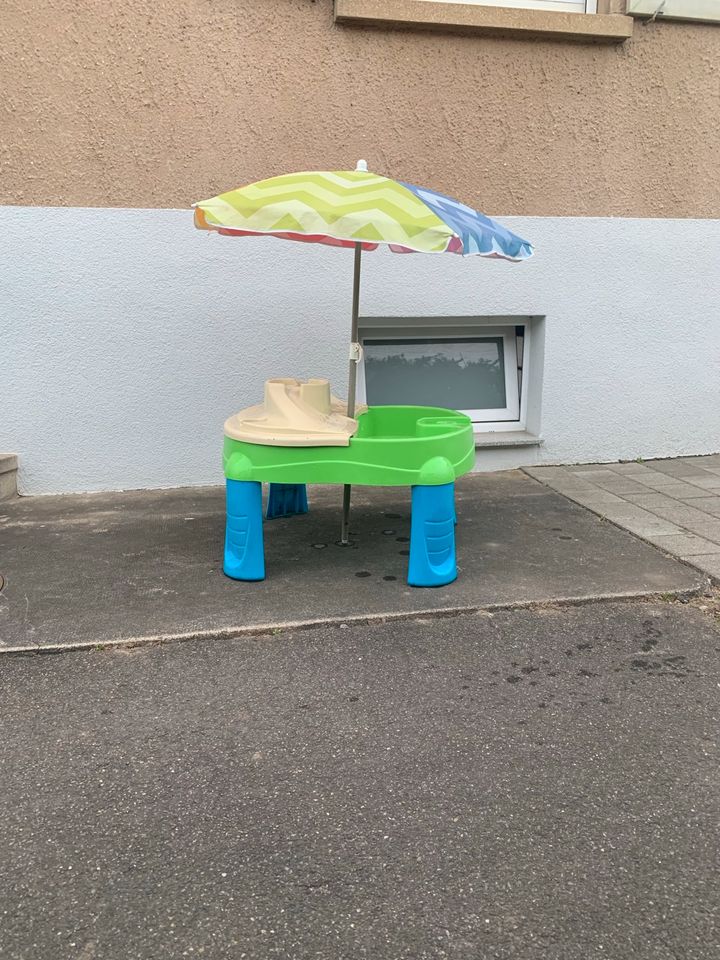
[2,207,719,495]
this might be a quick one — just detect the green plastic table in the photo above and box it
[223,405,475,587]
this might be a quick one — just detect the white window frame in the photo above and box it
[358,317,533,434]
[627,0,720,23]
[422,0,597,12]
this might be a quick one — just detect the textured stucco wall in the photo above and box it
[2,0,719,217]
[1,207,719,494]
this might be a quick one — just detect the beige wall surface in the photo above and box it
[2,0,719,216]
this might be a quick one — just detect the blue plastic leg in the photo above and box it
[267,483,308,520]
[408,482,457,587]
[224,479,265,581]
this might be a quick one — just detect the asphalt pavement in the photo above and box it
[2,598,719,959]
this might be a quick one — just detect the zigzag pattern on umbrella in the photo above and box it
[195,171,456,253]
[223,186,442,229]
[402,182,534,260]
[194,169,534,260]
[235,171,432,210]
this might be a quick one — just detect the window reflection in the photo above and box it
[364,337,507,411]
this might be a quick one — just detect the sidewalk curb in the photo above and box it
[1,582,709,657]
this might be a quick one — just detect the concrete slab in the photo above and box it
[0,472,704,651]
[687,475,720,490]
[651,482,718,500]
[613,517,684,538]
[687,497,720,518]
[0,454,18,501]
[1,600,719,959]
[632,473,688,489]
[645,461,713,478]
[587,478,652,496]
[680,519,720,541]
[625,495,711,523]
[643,534,720,556]
[690,554,720,578]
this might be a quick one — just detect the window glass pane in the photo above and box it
[364,338,507,411]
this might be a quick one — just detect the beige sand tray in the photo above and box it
[224,378,367,447]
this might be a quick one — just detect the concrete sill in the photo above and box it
[0,453,18,474]
[0,453,18,501]
[474,430,543,449]
[334,0,633,41]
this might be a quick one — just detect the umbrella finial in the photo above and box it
[355,159,368,172]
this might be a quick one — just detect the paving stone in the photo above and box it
[524,471,603,497]
[630,473,685,489]
[633,502,710,526]
[551,484,605,496]
[593,504,665,522]
[615,517,685,538]
[684,475,720,491]
[566,470,620,484]
[605,462,654,476]
[651,482,716,500]
[676,455,720,468]
[674,518,720,543]
[685,553,720,580]
[522,466,572,481]
[644,534,720,556]
[566,464,616,475]
[621,497,720,533]
[623,492,689,510]
[590,478,653,496]
[562,491,626,506]
[685,497,720,518]
[545,478,605,493]
[645,461,714,479]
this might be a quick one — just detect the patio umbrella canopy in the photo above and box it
[193,162,533,542]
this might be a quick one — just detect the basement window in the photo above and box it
[358,319,534,433]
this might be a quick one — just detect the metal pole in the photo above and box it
[340,242,362,544]
[346,242,362,419]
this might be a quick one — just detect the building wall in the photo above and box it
[2,206,718,495]
[2,0,720,218]
[3,2,719,493]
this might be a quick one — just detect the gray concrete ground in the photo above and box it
[1,599,719,960]
[525,455,720,581]
[0,472,706,652]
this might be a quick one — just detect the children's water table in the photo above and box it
[222,378,475,587]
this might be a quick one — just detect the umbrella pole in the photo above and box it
[341,242,363,544]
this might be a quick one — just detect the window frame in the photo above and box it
[357,316,532,434]
[627,0,720,23]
